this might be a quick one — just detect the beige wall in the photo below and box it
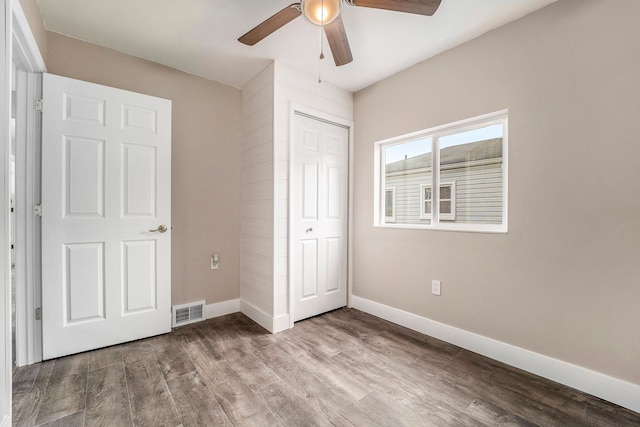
[353,0,640,385]
[18,0,47,58]
[46,32,242,307]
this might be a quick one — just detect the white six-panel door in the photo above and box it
[41,74,172,359]
[293,114,348,322]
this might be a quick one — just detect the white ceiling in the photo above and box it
[37,0,558,93]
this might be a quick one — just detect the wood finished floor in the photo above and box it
[11,308,640,426]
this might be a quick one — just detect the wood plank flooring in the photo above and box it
[11,308,640,426]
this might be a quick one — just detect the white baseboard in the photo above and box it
[240,300,275,333]
[273,314,290,333]
[352,295,640,414]
[239,300,290,334]
[205,299,240,319]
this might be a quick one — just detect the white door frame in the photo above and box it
[288,104,354,328]
[2,1,12,423]
[9,0,46,370]
[12,69,42,366]
[0,0,42,422]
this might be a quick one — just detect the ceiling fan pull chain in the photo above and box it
[318,26,324,83]
[320,25,325,60]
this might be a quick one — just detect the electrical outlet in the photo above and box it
[211,254,219,270]
[432,280,441,296]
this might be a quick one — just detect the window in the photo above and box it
[420,185,432,219]
[385,187,396,222]
[375,110,507,233]
[420,182,455,221]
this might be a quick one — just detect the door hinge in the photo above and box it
[35,99,44,112]
[35,307,42,321]
[34,204,43,217]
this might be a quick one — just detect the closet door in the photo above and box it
[292,113,348,321]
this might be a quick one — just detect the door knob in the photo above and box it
[149,225,168,233]
[306,228,313,233]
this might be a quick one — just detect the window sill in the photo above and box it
[374,223,508,234]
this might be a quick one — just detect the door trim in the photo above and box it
[288,104,354,329]
[2,1,11,423]
[11,0,46,73]
[13,69,42,366]
[10,0,46,367]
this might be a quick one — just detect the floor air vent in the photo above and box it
[172,300,206,327]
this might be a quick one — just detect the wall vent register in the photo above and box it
[172,300,205,327]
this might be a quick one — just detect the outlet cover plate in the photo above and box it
[432,280,441,296]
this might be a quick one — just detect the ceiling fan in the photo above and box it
[238,0,442,67]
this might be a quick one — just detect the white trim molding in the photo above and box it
[10,0,46,369]
[273,314,290,333]
[352,295,640,414]
[2,0,12,422]
[240,299,290,334]
[13,69,42,367]
[205,299,240,319]
[10,0,45,73]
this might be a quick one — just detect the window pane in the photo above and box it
[438,125,503,225]
[385,190,393,217]
[384,138,431,225]
[424,187,432,201]
[425,201,431,214]
[440,186,451,200]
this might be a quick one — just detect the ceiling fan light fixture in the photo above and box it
[301,0,342,26]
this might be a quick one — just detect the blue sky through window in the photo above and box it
[384,124,503,164]
[385,138,431,164]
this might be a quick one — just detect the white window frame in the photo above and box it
[419,184,432,220]
[374,110,508,233]
[385,186,396,223]
[420,181,455,221]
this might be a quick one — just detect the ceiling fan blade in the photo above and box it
[323,15,353,67]
[351,0,441,16]
[238,3,302,46]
